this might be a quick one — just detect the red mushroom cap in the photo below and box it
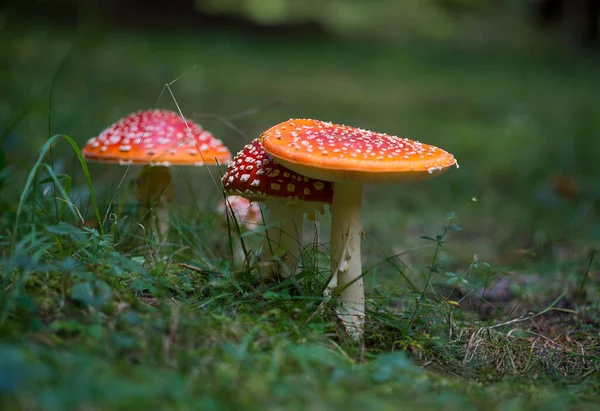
[260,118,458,183]
[222,139,333,204]
[82,109,231,166]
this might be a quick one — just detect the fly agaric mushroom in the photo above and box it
[260,118,458,338]
[83,109,231,242]
[217,195,262,231]
[222,138,333,279]
[217,195,263,262]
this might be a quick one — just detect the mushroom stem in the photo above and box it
[259,200,303,279]
[330,183,365,340]
[137,165,174,244]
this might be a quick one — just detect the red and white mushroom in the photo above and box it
[83,109,231,242]
[260,118,458,338]
[222,138,333,278]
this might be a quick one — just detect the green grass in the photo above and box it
[1,24,600,410]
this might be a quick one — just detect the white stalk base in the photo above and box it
[330,183,365,340]
[137,165,173,244]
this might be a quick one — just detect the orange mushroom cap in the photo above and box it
[82,109,231,166]
[260,119,458,183]
[222,138,333,204]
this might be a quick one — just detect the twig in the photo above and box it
[178,263,224,277]
[577,366,600,382]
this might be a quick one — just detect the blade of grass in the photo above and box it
[576,249,596,304]
[15,134,103,244]
[39,164,80,223]
[47,53,71,224]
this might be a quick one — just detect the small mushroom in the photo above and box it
[82,109,231,242]
[221,138,333,279]
[217,195,263,262]
[260,118,458,338]
[217,195,262,231]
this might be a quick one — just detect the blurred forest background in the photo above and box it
[2,0,600,261]
[4,0,600,46]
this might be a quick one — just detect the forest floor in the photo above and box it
[1,25,600,410]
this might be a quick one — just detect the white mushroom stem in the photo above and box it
[324,268,338,298]
[259,200,305,279]
[137,165,174,244]
[330,183,365,340]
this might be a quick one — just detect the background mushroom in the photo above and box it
[260,118,458,338]
[217,195,262,231]
[222,138,333,279]
[217,195,262,263]
[82,109,231,242]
